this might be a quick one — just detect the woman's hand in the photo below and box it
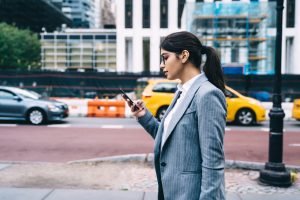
[127,99,146,118]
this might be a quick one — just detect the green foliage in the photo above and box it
[0,23,41,70]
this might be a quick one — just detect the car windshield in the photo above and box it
[11,88,41,99]
[152,82,178,93]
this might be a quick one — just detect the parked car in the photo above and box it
[0,86,69,125]
[141,78,266,126]
[292,99,300,120]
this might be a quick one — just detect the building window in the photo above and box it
[44,35,54,39]
[160,0,168,28]
[178,0,185,28]
[285,37,294,73]
[231,45,239,63]
[125,38,133,71]
[286,0,295,28]
[143,38,150,72]
[143,0,150,28]
[125,0,133,28]
[196,0,204,2]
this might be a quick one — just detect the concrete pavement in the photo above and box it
[0,182,298,200]
[0,154,299,200]
[0,187,298,200]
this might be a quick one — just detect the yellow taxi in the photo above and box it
[292,99,300,120]
[140,78,266,126]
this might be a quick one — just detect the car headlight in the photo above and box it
[47,104,61,112]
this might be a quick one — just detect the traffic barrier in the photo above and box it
[87,99,126,118]
[52,98,89,117]
[52,98,293,120]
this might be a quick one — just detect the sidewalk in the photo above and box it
[0,154,299,200]
[0,187,298,200]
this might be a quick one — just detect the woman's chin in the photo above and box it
[165,74,173,79]
[166,75,176,80]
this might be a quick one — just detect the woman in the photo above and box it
[128,31,226,200]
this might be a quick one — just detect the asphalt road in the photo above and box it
[1,117,300,131]
[0,117,299,165]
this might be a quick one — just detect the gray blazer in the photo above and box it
[138,74,226,200]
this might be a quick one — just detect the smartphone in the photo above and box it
[119,88,141,111]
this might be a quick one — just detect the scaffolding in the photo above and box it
[182,2,276,75]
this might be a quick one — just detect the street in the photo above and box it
[0,117,299,165]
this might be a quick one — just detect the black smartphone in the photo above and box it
[119,88,140,111]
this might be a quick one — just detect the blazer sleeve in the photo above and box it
[137,109,160,139]
[196,89,227,200]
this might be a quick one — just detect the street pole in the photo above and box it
[259,0,291,187]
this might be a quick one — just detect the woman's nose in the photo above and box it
[160,62,165,69]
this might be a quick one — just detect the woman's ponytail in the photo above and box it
[202,46,225,94]
[160,31,225,93]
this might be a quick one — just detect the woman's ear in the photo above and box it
[181,50,190,63]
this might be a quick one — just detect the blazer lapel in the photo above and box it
[154,90,182,152]
[161,74,208,149]
[164,90,182,119]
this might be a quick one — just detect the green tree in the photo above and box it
[0,23,41,70]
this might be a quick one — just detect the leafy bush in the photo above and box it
[0,23,41,70]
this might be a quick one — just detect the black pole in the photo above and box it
[259,0,291,187]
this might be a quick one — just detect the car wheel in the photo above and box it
[156,106,168,121]
[235,108,256,126]
[27,109,46,125]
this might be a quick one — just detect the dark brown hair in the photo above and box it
[160,31,225,93]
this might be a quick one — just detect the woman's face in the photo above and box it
[160,49,183,80]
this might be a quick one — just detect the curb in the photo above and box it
[68,153,300,172]
[68,154,154,165]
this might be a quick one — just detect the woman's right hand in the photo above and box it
[128,99,146,118]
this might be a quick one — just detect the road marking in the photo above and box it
[261,128,286,132]
[47,124,71,128]
[101,125,124,129]
[289,144,300,147]
[261,128,269,132]
[0,124,17,127]
[225,127,231,131]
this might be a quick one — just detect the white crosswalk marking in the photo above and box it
[101,125,124,129]
[261,128,269,132]
[225,127,231,131]
[47,124,71,128]
[260,128,286,132]
[0,124,17,127]
[289,144,300,147]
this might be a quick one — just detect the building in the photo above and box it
[95,0,116,28]
[182,1,276,74]
[282,0,299,74]
[40,29,116,72]
[183,0,299,75]
[94,0,102,28]
[40,0,299,74]
[116,0,300,74]
[116,0,186,73]
[0,0,71,33]
[50,0,96,28]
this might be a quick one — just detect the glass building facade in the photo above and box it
[182,2,277,75]
[41,30,116,72]
[50,0,95,28]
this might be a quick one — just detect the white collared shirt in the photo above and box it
[161,73,203,147]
